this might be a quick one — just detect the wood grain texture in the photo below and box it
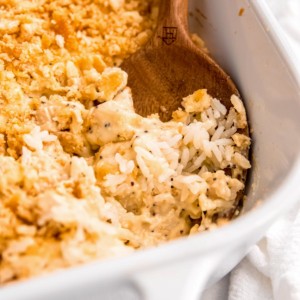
[121,0,250,219]
[121,0,240,121]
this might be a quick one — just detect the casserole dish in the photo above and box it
[1,0,300,299]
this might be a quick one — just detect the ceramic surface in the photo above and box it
[1,1,300,299]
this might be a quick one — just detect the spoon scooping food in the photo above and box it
[121,0,250,217]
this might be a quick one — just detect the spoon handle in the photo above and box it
[151,0,190,48]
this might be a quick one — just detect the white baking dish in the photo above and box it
[1,0,300,299]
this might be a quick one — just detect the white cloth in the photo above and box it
[228,1,300,299]
[229,202,300,300]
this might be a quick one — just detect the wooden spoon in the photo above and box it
[121,0,241,122]
[121,0,249,217]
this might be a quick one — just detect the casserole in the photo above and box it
[1,0,300,299]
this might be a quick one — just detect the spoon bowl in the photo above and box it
[121,0,242,122]
[122,43,239,121]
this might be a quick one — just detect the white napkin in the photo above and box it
[229,202,300,300]
[229,1,300,299]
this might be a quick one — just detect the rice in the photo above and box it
[0,0,251,285]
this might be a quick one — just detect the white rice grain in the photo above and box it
[222,127,237,138]
[225,108,236,129]
[211,126,225,141]
[233,152,251,169]
[185,153,206,173]
[181,147,190,167]
[211,144,223,162]
[212,98,227,115]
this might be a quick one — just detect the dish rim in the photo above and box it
[1,0,300,296]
